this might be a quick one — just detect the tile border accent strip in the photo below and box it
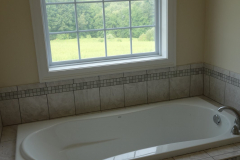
[2,63,239,102]
[0,67,202,101]
[204,67,240,87]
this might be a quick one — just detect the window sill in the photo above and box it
[41,55,175,82]
[50,55,166,72]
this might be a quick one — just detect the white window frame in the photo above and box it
[44,0,160,67]
[29,0,176,82]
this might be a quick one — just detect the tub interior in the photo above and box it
[19,100,232,160]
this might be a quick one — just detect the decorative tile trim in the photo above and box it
[204,67,240,87]
[0,67,203,101]
[4,65,237,103]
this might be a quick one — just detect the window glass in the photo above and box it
[79,31,105,59]
[106,29,130,56]
[49,33,79,62]
[132,27,155,54]
[105,2,129,29]
[46,4,76,32]
[77,3,103,30]
[131,0,155,27]
[44,0,157,64]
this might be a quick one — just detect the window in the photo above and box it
[29,0,176,82]
[44,0,158,65]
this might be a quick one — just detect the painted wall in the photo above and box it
[204,0,240,74]
[0,0,39,88]
[176,0,205,65]
[0,0,205,88]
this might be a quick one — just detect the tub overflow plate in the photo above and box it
[213,114,221,125]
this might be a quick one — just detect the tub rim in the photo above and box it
[15,96,239,160]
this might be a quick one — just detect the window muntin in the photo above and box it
[43,0,159,66]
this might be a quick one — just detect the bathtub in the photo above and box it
[16,97,240,160]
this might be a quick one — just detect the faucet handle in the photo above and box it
[235,119,240,125]
[232,125,240,135]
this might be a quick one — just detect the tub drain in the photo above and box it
[213,114,221,125]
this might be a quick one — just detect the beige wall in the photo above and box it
[0,0,206,88]
[204,0,240,74]
[176,0,205,65]
[0,0,39,88]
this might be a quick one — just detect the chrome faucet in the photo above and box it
[218,106,240,135]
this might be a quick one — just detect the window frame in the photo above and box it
[43,0,159,66]
[29,0,176,82]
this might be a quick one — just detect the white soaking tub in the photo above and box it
[16,97,240,160]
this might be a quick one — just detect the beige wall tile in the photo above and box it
[48,92,75,119]
[124,82,147,107]
[170,77,190,100]
[100,85,124,110]
[74,88,100,114]
[0,100,21,126]
[19,95,49,123]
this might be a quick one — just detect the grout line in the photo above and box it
[73,80,77,115]
[189,70,192,97]
[123,72,126,107]
[168,68,171,101]
[203,69,205,96]
[146,70,149,104]
[44,114,77,121]
[98,75,102,111]
[204,150,212,157]
[0,111,3,142]
[223,70,230,106]
[17,100,22,124]
[224,81,226,106]
[45,80,51,119]
[189,65,192,97]
[72,90,77,116]
[46,94,51,120]
[209,71,211,98]
[16,86,23,124]
[45,82,51,120]
[46,94,51,119]
[122,81,126,108]
[76,110,102,116]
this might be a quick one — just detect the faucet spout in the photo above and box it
[218,106,240,130]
